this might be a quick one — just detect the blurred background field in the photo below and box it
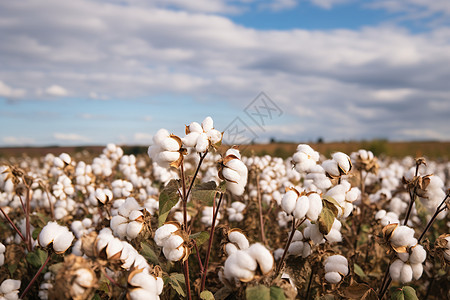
[1,140,449,161]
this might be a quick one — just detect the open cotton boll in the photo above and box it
[306,193,322,221]
[106,238,124,259]
[325,272,342,284]
[202,116,214,132]
[0,279,21,297]
[411,263,423,280]
[400,263,413,283]
[223,254,255,282]
[288,241,304,256]
[163,246,185,262]
[127,221,144,239]
[160,137,180,152]
[154,224,179,247]
[39,221,61,247]
[182,132,200,147]
[332,152,352,174]
[281,190,298,215]
[222,168,241,183]
[228,230,249,250]
[293,195,309,219]
[0,243,5,266]
[322,160,340,178]
[225,243,239,256]
[195,133,209,153]
[52,229,75,253]
[409,245,426,264]
[164,235,184,250]
[389,259,404,281]
[390,226,417,248]
[247,243,274,274]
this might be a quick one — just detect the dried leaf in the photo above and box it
[318,206,335,235]
[200,290,215,300]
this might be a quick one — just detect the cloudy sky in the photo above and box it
[1,0,449,147]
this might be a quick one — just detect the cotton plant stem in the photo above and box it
[0,207,27,244]
[25,183,32,251]
[256,173,267,246]
[200,192,224,292]
[379,163,421,299]
[186,151,208,200]
[42,183,55,220]
[193,240,204,274]
[20,252,52,299]
[305,267,315,300]
[179,160,192,300]
[274,217,306,278]
[418,192,449,243]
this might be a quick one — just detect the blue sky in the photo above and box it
[1,0,449,146]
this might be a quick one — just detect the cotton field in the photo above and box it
[0,117,449,300]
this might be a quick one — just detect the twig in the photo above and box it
[418,191,449,243]
[305,267,315,300]
[20,251,52,299]
[186,151,208,201]
[0,207,27,244]
[179,159,192,300]
[256,173,267,246]
[200,192,224,292]
[274,217,306,278]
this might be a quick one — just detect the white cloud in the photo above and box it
[0,81,26,99]
[53,133,89,141]
[45,85,68,97]
[2,136,35,145]
[0,0,449,143]
[308,0,350,10]
[133,132,153,143]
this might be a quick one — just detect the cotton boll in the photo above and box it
[400,263,413,283]
[390,226,417,248]
[288,241,304,256]
[225,243,238,256]
[39,221,61,247]
[195,133,209,153]
[127,221,144,239]
[293,195,309,219]
[222,168,241,183]
[247,243,274,274]
[111,215,128,231]
[411,263,423,280]
[325,272,342,284]
[52,230,75,253]
[397,252,409,263]
[0,279,21,295]
[164,235,184,250]
[409,245,426,264]
[160,137,180,152]
[154,224,179,246]
[322,160,340,178]
[306,193,322,221]
[228,230,249,250]
[389,259,404,281]
[332,152,352,174]
[281,190,298,215]
[182,132,200,147]
[223,254,255,282]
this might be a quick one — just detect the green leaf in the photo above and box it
[32,227,42,240]
[402,286,418,300]
[391,286,418,300]
[140,242,160,265]
[91,294,102,300]
[168,273,186,297]
[158,179,180,226]
[270,286,286,300]
[191,181,219,206]
[7,264,17,276]
[318,205,335,235]
[200,290,215,300]
[245,285,270,300]
[26,248,48,268]
[190,231,210,246]
[354,263,366,279]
